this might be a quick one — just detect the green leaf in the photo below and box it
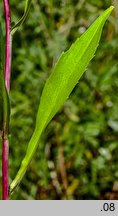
[0,70,10,133]
[10,6,114,193]
[0,22,10,133]
[11,0,31,35]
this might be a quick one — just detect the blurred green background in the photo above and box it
[0,0,118,200]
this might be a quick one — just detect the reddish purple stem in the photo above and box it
[2,130,9,200]
[3,0,11,91]
[2,0,11,200]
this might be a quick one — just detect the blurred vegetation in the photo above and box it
[0,0,118,199]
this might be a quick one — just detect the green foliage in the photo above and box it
[10,7,113,194]
[0,0,117,200]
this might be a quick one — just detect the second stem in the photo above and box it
[2,0,11,200]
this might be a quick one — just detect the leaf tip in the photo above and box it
[109,5,114,10]
[105,5,114,16]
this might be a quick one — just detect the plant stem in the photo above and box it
[2,0,11,200]
[2,130,9,200]
[3,0,11,91]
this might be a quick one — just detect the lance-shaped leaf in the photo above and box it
[10,6,114,193]
[0,22,10,133]
[11,0,31,35]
